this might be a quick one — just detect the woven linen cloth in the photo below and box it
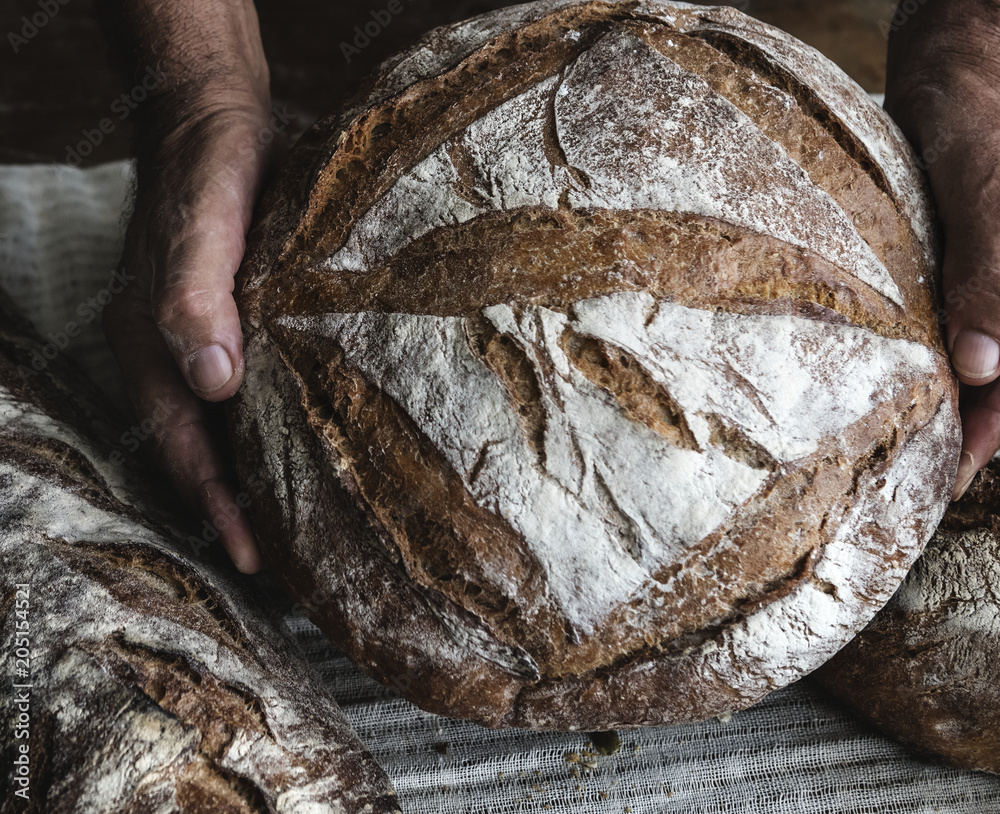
[3,160,999,814]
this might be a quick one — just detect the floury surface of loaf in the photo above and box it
[816,461,1000,774]
[230,0,960,729]
[0,291,400,812]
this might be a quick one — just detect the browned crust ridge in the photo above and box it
[230,1,957,730]
[815,463,1000,775]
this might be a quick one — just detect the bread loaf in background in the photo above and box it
[0,288,400,814]
[815,460,1000,775]
[230,0,959,729]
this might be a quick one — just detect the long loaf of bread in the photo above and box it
[0,288,400,813]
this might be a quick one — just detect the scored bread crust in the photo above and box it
[0,289,400,813]
[230,0,959,729]
[815,462,1000,775]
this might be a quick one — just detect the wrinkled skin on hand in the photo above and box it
[886,0,1000,500]
[100,0,277,572]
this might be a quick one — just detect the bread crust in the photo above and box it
[0,289,400,812]
[815,461,1000,774]
[231,0,959,729]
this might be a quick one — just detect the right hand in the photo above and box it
[885,0,1000,501]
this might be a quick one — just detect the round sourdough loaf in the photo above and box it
[815,461,1000,774]
[230,0,960,729]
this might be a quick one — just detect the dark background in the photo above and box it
[1,0,897,166]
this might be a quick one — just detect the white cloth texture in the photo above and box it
[2,160,999,814]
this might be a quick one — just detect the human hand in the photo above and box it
[885,0,1000,501]
[100,0,277,572]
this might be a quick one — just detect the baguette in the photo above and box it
[0,288,400,813]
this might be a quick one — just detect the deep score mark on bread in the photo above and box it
[230,0,960,729]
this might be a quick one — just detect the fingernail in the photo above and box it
[235,549,261,575]
[952,451,977,502]
[188,344,234,394]
[951,330,1000,380]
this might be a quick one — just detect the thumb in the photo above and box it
[931,123,1000,385]
[886,8,1000,386]
[146,111,273,401]
[885,0,1000,500]
[886,51,1000,499]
